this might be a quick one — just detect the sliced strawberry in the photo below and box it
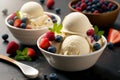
[26,24,32,29]
[107,28,120,44]
[39,38,51,50]
[46,0,55,9]
[44,31,55,41]
[27,48,36,58]
[6,41,19,54]
[14,19,22,28]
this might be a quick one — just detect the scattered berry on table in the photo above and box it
[55,35,63,42]
[107,42,114,49]
[27,48,36,58]
[40,0,45,4]
[55,8,61,14]
[47,46,56,53]
[2,34,9,41]
[46,0,55,9]
[49,73,58,80]
[93,43,101,50]
[6,41,19,55]
[2,8,8,15]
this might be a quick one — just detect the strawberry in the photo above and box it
[8,12,16,20]
[46,0,55,9]
[107,28,120,44]
[27,48,36,58]
[6,41,19,54]
[14,19,22,27]
[44,31,55,41]
[39,38,51,49]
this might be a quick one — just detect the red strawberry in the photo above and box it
[107,28,120,44]
[39,38,51,50]
[27,48,36,58]
[14,19,22,27]
[6,41,19,54]
[8,12,16,20]
[44,31,55,41]
[46,0,55,9]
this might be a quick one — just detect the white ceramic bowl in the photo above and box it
[5,12,61,45]
[37,35,107,71]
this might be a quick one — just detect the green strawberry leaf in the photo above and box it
[16,11,21,19]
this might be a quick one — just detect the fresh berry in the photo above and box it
[49,73,58,80]
[47,46,56,53]
[76,7,82,11]
[80,3,87,10]
[14,19,22,27]
[107,28,120,44]
[55,35,63,42]
[44,31,55,41]
[6,41,19,54]
[26,24,32,29]
[40,0,45,4]
[46,0,55,9]
[20,23,26,29]
[87,29,94,36]
[8,12,16,20]
[52,19,57,23]
[2,34,9,41]
[21,17,27,23]
[39,38,51,50]
[8,19,14,26]
[55,8,61,14]
[107,42,114,49]
[27,48,36,58]
[93,43,101,50]
[93,34,100,41]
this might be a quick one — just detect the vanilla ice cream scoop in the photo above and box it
[62,12,93,37]
[60,35,91,55]
[20,1,53,29]
[20,1,44,19]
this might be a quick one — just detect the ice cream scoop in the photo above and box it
[20,1,53,29]
[62,12,93,37]
[60,35,91,55]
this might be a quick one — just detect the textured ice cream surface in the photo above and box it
[60,35,91,55]
[20,1,44,19]
[62,12,93,37]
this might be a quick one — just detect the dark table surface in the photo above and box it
[0,0,120,80]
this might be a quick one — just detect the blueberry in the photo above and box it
[47,46,56,53]
[86,6,91,11]
[39,0,45,4]
[107,42,114,49]
[49,73,58,80]
[20,23,26,29]
[93,34,100,41]
[50,15,56,20]
[43,74,48,80]
[52,19,57,23]
[55,35,63,42]
[55,8,61,14]
[72,5,76,9]
[2,34,9,41]
[87,2,92,6]
[8,19,14,26]
[21,17,27,23]
[93,43,101,50]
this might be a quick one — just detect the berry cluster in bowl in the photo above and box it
[7,11,58,29]
[71,0,117,14]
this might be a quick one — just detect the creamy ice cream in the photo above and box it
[20,1,53,29]
[60,35,91,55]
[62,12,93,37]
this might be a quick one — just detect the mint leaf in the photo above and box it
[21,48,28,56]
[16,50,22,56]
[16,11,21,19]
[56,24,62,33]
[94,26,99,34]
[98,31,104,38]
[15,55,26,61]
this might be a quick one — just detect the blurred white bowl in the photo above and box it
[5,12,61,45]
[37,35,107,71]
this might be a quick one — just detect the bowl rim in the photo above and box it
[68,0,120,16]
[5,12,61,31]
[37,34,107,58]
